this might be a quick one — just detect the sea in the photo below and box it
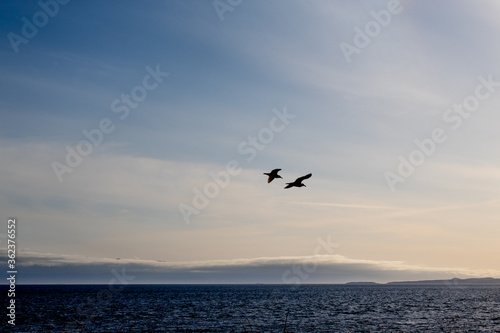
[2,284,500,332]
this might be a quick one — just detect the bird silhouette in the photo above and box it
[284,173,312,189]
[263,169,283,183]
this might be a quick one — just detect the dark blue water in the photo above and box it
[2,284,500,332]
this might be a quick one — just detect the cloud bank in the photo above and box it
[6,250,499,284]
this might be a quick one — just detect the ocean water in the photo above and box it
[2,284,500,332]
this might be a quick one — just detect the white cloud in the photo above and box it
[8,250,500,284]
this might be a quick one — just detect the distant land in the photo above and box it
[346,277,500,286]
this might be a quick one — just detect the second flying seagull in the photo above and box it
[284,173,312,189]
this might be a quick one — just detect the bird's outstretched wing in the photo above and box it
[295,173,312,183]
[266,169,282,183]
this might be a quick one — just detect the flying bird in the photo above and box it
[284,173,312,189]
[263,169,283,183]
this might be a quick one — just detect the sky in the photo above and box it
[1,0,500,284]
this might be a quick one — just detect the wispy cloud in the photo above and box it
[294,201,399,210]
[2,0,500,284]
[361,198,500,220]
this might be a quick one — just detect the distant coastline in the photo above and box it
[5,277,500,286]
[346,277,500,286]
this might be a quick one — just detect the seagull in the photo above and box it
[263,169,283,183]
[284,173,312,189]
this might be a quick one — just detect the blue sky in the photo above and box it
[1,0,500,284]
